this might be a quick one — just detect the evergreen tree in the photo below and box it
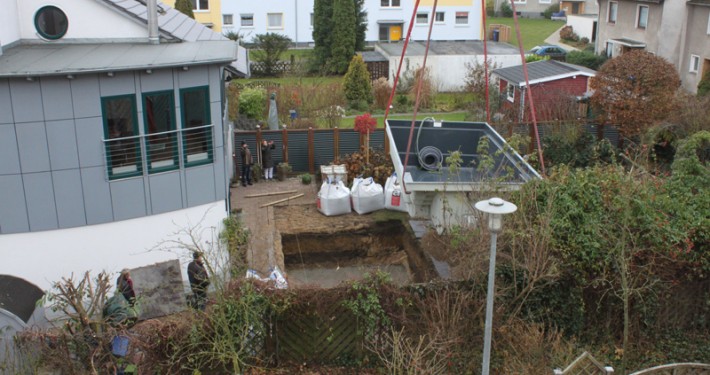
[312,0,334,72]
[174,0,194,19]
[330,0,356,74]
[354,0,367,51]
[343,54,373,108]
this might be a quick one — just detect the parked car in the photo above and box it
[529,45,567,60]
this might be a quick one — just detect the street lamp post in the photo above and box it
[475,197,517,375]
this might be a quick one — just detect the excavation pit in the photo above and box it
[280,219,438,288]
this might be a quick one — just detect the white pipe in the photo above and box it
[147,0,159,45]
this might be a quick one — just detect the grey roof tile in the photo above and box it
[492,59,595,86]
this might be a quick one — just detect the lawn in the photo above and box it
[487,17,565,50]
[328,111,468,129]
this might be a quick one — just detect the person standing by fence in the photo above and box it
[261,140,276,180]
[240,141,253,186]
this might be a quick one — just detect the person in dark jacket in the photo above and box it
[240,141,253,187]
[187,252,210,310]
[116,268,136,306]
[261,140,276,180]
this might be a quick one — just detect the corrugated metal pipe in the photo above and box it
[147,0,159,45]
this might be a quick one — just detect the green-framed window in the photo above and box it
[101,95,142,179]
[180,86,213,166]
[34,6,69,40]
[143,90,179,173]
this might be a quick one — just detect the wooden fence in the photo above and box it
[234,127,389,176]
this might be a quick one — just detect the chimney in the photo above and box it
[147,0,159,45]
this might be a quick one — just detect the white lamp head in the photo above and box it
[475,197,517,233]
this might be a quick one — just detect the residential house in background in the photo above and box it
[596,0,710,93]
[221,0,483,45]
[160,0,224,31]
[0,0,241,322]
[492,59,596,122]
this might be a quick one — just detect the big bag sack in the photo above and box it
[351,177,385,214]
[316,179,351,216]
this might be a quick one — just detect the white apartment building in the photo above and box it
[221,0,483,44]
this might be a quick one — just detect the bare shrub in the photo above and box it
[274,81,346,128]
[496,319,579,373]
[373,77,392,110]
[366,327,455,375]
[410,67,436,111]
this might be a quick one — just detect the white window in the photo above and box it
[190,0,208,11]
[380,0,401,7]
[506,83,515,102]
[539,0,552,4]
[608,1,618,24]
[606,42,613,58]
[310,13,314,27]
[455,11,469,25]
[514,0,526,4]
[416,12,428,24]
[435,12,445,23]
[707,13,710,35]
[240,14,254,27]
[637,5,648,29]
[223,14,233,26]
[267,13,283,29]
[690,55,700,73]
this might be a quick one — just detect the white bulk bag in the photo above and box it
[316,180,351,216]
[384,174,409,212]
[351,177,385,214]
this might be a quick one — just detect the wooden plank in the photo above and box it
[260,194,304,208]
[245,190,297,198]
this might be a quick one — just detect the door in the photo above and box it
[571,3,580,14]
[389,25,402,41]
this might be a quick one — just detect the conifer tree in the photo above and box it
[312,0,334,72]
[343,54,373,108]
[354,0,367,51]
[330,0,356,74]
[174,0,194,19]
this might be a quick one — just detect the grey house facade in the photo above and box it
[0,0,242,328]
[596,0,710,93]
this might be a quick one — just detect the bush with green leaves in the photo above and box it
[238,87,267,120]
[698,70,710,97]
[565,50,607,70]
[174,0,194,18]
[500,1,513,17]
[542,3,559,18]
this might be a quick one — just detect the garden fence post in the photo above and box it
[334,127,340,164]
[308,127,315,175]
[282,125,289,164]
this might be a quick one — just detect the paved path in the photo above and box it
[229,177,316,278]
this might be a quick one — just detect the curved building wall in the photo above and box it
[0,64,229,234]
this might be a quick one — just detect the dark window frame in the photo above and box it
[143,90,179,174]
[101,94,143,180]
[180,86,213,167]
[34,6,69,40]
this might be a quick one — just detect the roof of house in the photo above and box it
[99,0,227,42]
[0,0,240,78]
[0,41,238,77]
[492,59,596,87]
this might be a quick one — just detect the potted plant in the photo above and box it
[276,162,292,181]
[251,163,262,183]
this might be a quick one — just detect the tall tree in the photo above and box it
[312,0,334,72]
[251,33,292,77]
[174,0,194,19]
[330,0,356,74]
[590,50,680,139]
[354,0,368,51]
